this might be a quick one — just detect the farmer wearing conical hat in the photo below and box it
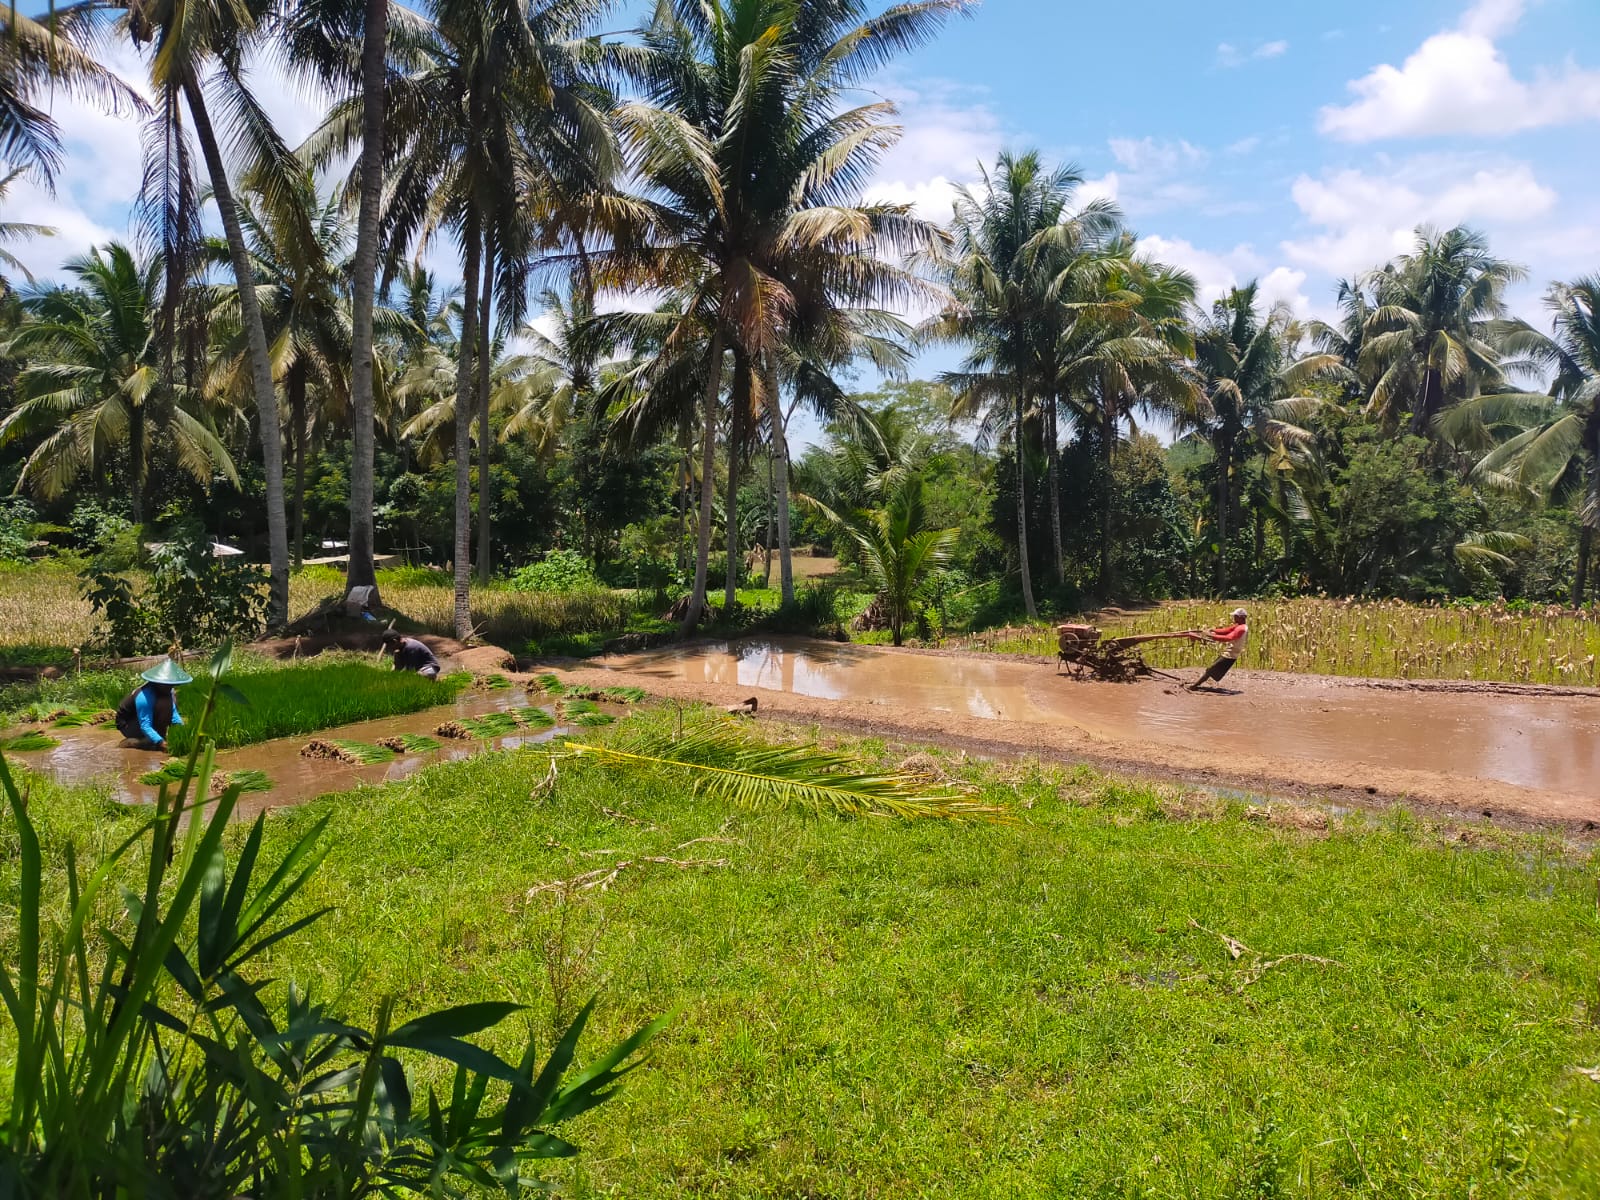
[115,658,192,750]
[1188,608,1250,692]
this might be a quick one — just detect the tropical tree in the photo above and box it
[933,151,1117,614]
[0,167,54,293]
[204,170,354,568]
[1191,282,1290,594]
[1443,278,1600,603]
[115,0,299,625]
[1361,225,1533,435]
[615,0,957,631]
[0,243,236,521]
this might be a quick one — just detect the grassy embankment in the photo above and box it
[5,709,1598,1195]
[964,597,1600,687]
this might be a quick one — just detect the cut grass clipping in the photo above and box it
[300,738,396,766]
[167,662,469,754]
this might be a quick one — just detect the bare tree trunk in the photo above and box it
[343,0,388,603]
[1576,525,1594,608]
[183,77,289,626]
[1046,393,1063,585]
[1215,434,1231,597]
[128,402,145,529]
[763,450,774,588]
[476,239,493,585]
[1016,393,1036,619]
[452,213,481,641]
[683,327,725,636]
[724,350,749,611]
[290,364,307,570]
[1098,402,1114,596]
[762,354,794,604]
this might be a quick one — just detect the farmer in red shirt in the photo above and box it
[1188,608,1249,691]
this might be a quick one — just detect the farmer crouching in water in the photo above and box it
[1189,608,1249,691]
[382,631,441,680]
[115,659,192,749]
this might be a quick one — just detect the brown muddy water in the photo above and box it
[5,687,578,818]
[599,637,1600,800]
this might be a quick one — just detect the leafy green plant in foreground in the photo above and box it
[0,645,664,1196]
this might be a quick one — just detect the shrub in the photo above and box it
[509,549,600,593]
[0,496,35,564]
[82,526,269,656]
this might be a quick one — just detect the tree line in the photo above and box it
[0,0,1596,639]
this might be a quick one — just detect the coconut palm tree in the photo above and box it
[307,0,619,632]
[1191,282,1291,595]
[1361,225,1533,436]
[0,242,236,519]
[0,167,54,293]
[109,0,299,625]
[1442,278,1600,604]
[931,151,1116,614]
[204,170,355,568]
[613,0,957,630]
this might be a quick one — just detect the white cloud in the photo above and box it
[1108,136,1207,173]
[1281,156,1558,278]
[1319,0,1600,141]
[862,76,1007,221]
[1225,136,1261,156]
[1138,234,1311,317]
[1078,172,1119,208]
[1217,39,1289,68]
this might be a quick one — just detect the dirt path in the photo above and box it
[543,636,1600,831]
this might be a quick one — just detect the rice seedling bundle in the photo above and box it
[534,674,567,696]
[435,721,472,739]
[475,674,513,691]
[50,708,115,729]
[515,707,555,729]
[300,739,395,766]
[168,662,469,754]
[559,698,599,718]
[571,712,615,727]
[601,686,648,704]
[378,733,442,754]
[457,712,521,739]
[1,731,58,752]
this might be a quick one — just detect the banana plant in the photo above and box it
[0,643,663,1197]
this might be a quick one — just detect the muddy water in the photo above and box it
[6,687,575,818]
[601,637,1600,800]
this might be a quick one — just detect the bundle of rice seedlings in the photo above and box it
[475,673,513,691]
[139,760,189,786]
[458,712,520,739]
[300,738,394,765]
[515,707,555,729]
[435,721,472,739]
[2,731,58,752]
[571,712,614,727]
[378,733,443,754]
[225,768,273,793]
[559,698,599,718]
[601,686,648,704]
[534,674,567,696]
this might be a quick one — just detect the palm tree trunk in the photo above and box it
[1015,392,1036,620]
[452,212,481,641]
[1575,525,1593,608]
[763,451,774,588]
[476,239,493,585]
[182,76,289,626]
[724,350,749,611]
[1215,434,1231,596]
[762,354,795,605]
[684,327,726,636]
[290,364,307,570]
[129,402,145,529]
[1098,402,1114,596]
[1046,392,1064,586]
[343,0,388,603]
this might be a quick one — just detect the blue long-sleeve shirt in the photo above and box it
[134,686,182,745]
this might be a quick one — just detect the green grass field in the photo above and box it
[6,710,1598,1195]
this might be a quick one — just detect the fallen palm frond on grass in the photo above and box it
[1188,918,1345,992]
[566,725,1010,822]
[300,738,395,766]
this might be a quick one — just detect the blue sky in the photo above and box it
[12,0,1600,428]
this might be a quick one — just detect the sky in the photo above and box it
[10,0,1600,442]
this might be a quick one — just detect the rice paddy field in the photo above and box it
[4,711,1599,1196]
[967,597,1600,687]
